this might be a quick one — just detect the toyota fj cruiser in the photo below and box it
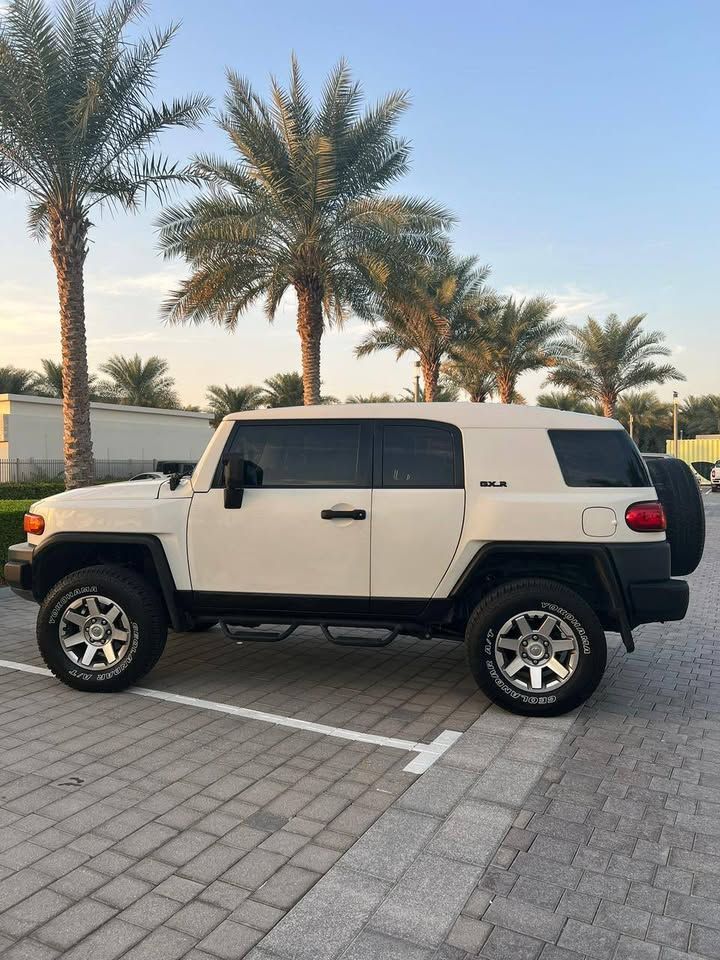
[4,404,705,716]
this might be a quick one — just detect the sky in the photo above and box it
[1,0,718,407]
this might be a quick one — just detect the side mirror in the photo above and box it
[223,454,245,509]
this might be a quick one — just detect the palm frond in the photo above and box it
[546,313,685,413]
[0,0,210,223]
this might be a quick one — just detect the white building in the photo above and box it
[0,393,213,464]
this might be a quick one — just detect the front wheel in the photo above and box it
[37,565,167,692]
[466,578,607,716]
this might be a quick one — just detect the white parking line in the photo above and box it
[0,659,462,773]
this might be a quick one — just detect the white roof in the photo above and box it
[226,402,621,430]
[0,393,212,420]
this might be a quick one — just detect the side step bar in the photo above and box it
[220,623,298,642]
[220,621,408,647]
[320,624,399,647]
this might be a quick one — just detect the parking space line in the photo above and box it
[0,659,462,773]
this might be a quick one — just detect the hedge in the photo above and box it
[0,501,32,584]
[0,482,64,501]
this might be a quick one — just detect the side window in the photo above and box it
[549,429,650,487]
[225,422,369,488]
[381,424,457,488]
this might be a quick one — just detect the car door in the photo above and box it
[187,419,373,608]
[370,420,465,607]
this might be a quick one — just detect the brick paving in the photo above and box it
[0,588,488,957]
[0,496,718,958]
[439,496,720,960]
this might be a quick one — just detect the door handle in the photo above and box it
[321,508,366,520]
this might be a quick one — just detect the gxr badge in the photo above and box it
[480,480,508,488]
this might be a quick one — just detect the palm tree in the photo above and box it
[36,359,116,402]
[355,252,489,401]
[0,366,42,394]
[617,390,670,445]
[547,314,684,418]
[206,383,264,426]
[346,393,396,403]
[36,359,65,398]
[681,395,720,437]
[470,296,564,404]
[37,359,113,402]
[535,389,594,414]
[158,57,452,405]
[98,354,179,408]
[262,372,304,408]
[0,0,209,486]
[443,358,496,402]
[260,372,337,407]
[399,378,460,402]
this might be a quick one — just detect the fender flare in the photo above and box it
[32,533,187,631]
[448,541,635,651]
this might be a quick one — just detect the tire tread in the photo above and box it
[37,565,167,692]
[644,457,705,576]
[465,577,607,717]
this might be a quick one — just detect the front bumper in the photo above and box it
[607,542,689,626]
[3,542,35,601]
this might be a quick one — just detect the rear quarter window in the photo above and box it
[549,429,650,488]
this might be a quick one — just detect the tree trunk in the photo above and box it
[421,359,440,402]
[470,389,489,403]
[49,209,94,489]
[295,281,323,405]
[600,396,616,417]
[497,373,514,404]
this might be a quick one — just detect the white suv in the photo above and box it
[5,404,704,716]
[711,460,720,492]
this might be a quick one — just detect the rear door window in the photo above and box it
[380,423,460,488]
[549,429,650,487]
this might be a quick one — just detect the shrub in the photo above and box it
[0,500,31,584]
[0,482,64,501]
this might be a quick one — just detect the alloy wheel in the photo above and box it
[59,595,132,671]
[494,609,579,692]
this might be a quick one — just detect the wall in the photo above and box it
[0,394,213,462]
[665,435,720,477]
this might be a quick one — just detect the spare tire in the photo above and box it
[643,455,705,576]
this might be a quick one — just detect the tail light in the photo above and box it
[23,513,45,535]
[625,501,666,532]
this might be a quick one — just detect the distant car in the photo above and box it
[129,471,165,482]
[711,460,720,492]
[155,461,196,476]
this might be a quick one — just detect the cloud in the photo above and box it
[504,284,613,318]
[87,329,220,347]
[88,271,182,297]
[0,281,58,335]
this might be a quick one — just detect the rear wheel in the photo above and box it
[37,565,167,692]
[466,578,607,716]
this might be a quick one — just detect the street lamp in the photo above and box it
[414,360,421,403]
[672,391,679,458]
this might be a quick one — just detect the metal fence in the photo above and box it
[0,459,155,483]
